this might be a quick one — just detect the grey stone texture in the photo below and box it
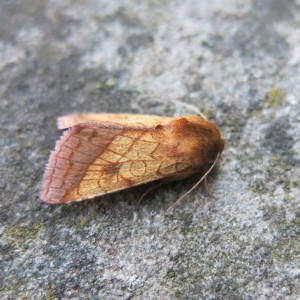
[0,0,299,299]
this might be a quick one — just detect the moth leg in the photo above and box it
[135,173,193,211]
[135,181,166,211]
[204,175,216,200]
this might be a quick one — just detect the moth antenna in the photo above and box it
[139,98,208,120]
[168,100,208,120]
[165,152,221,214]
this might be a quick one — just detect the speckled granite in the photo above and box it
[0,0,299,299]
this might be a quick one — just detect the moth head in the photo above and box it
[196,122,224,167]
[206,138,224,168]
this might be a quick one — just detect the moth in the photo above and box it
[40,114,224,205]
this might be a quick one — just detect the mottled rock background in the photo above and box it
[1,0,300,299]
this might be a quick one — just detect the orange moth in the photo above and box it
[40,114,224,205]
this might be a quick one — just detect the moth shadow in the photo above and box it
[44,165,221,222]
[131,166,221,212]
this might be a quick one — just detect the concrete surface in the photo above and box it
[0,0,299,299]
